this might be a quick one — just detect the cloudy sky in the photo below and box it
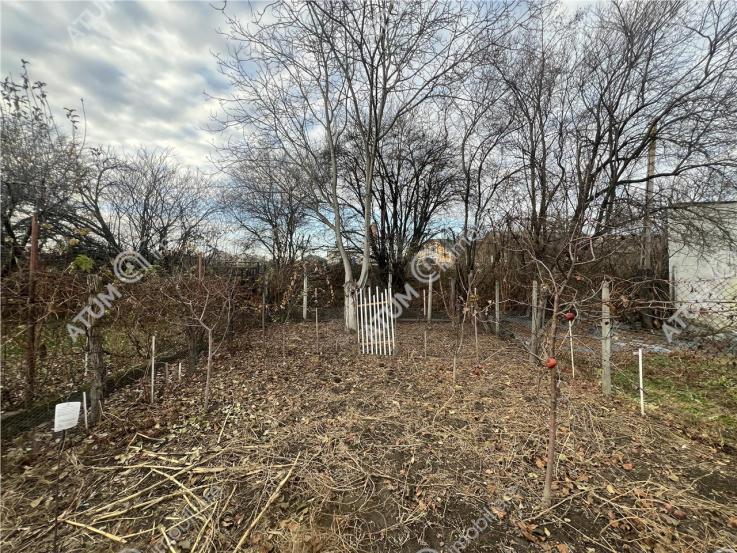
[1,0,256,172]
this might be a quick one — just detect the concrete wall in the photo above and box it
[668,202,737,327]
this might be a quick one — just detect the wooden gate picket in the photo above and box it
[356,287,395,355]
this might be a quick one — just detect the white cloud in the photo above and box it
[0,0,257,171]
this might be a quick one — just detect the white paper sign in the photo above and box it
[54,402,81,432]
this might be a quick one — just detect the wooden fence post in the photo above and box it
[87,274,104,425]
[303,272,308,321]
[529,280,539,364]
[495,280,501,336]
[636,348,645,416]
[24,213,39,406]
[150,335,156,404]
[314,289,319,355]
[602,280,612,395]
[427,280,433,322]
[568,319,576,379]
[261,284,267,336]
[450,278,456,321]
[473,287,479,361]
[82,391,88,430]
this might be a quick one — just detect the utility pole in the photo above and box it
[642,124,656,273]
[641,125,657,330]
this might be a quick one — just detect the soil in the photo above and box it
[2,321,736,553]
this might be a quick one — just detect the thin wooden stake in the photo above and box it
[636,348,645,416]
[357,288,363,353]
[427,280,433,322]
[388,286,396,355]
[261,286,266,336]
[370,288,377,355]
[568,319,576,379]
[52,430,66,553]
[314,289,319,355]
[450,278,456,321]
[376,287,383,356]
[495,280,501,336]
[354,288,360,348]
[302,272,308,321]
[474,287,479,361]
[150,335,156,404]
[371,288,376,355]
[178,362,182,382]
[82,391,88,430]
[380,288,385,355]
[361,288,367,354]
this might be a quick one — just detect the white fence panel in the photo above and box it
[356,287,395,355]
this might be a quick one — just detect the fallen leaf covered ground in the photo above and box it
[2,321,736,552]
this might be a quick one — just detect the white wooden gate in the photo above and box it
[356,287,395,355]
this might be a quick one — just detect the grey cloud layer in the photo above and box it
[0,0,246,170]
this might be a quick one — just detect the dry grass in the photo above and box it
[2,321,736,552]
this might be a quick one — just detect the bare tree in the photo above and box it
[104,148,216,259]
[307,0,514,290]
[1,62,83,274]
[161,273,235,411]
[221,152,311,269]
[443,60,520,291]
[495,0,737,507]
[340,117,457,284]
[213,1,359,329]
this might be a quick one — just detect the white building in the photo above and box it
[668,201,737,329]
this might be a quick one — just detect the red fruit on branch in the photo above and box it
[545,357,557,369]
[564,311,575,321]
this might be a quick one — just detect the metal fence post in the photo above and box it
[602,280,612,395]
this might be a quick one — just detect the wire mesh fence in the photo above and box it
[3,266,735,446]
